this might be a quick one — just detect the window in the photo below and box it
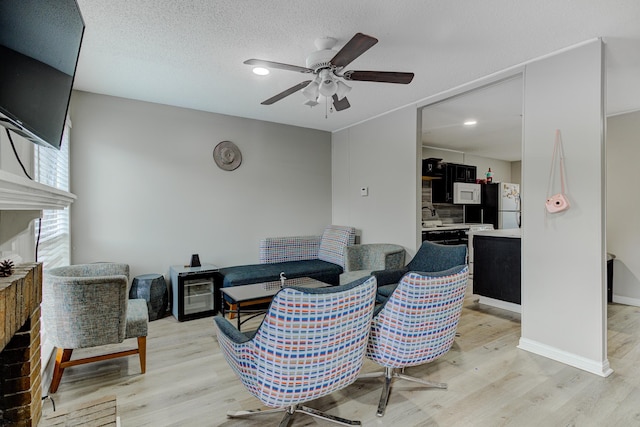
[33,117,71,269]
[34,117,72,376]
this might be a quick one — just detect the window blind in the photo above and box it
[33,118,72,380]
[33,118,71,269]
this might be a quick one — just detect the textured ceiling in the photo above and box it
[73,0,640,136]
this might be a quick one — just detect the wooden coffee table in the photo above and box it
[220,277,329,331]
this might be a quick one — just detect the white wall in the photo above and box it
[332,106,419,256]
[511,161,522,185]
[0,131,36,262]
[334,40,610,377]
[606,110,640,305]
[0,130,33,177]
[519,40,609,376]
[69,91,332,280]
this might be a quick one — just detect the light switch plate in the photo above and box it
[360,187,368,197]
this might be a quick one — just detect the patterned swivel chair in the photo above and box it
[361,265,469,417]
[42,263,149,393]
[214,276,377,426]
[372,240,467,302]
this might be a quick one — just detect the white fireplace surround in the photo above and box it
[0,167,76,394]
[0,168,76,245]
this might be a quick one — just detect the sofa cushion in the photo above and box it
[220,259,343,288]
[259,235,322,264]
[317,225,356,268]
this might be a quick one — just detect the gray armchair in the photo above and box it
[42,263,148,393]
[340,243,406,284]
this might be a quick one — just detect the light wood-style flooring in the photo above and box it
[41,289,640,426]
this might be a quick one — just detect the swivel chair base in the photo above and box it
[227,404,361,426]
[359,367,447,417]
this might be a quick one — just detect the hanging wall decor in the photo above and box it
[545,129,570,214]
[213,140,242,171]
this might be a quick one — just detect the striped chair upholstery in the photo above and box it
[317,225,356,268]
[214,276,377,425]
[42,263,148,393]
[362,265,469,417]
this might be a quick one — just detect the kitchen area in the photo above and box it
[420,76,523,312]
[421,157,523,312]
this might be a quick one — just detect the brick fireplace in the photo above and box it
[0,263,43,427]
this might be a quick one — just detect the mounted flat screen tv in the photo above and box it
[0,0,85,150]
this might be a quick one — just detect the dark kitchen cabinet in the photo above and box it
[422,158,445,177]
[455,164,476,183]
[431,163,477,203]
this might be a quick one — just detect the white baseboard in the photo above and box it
[612,294,640,307]
[477,296,521,313]
[518,337,613,377]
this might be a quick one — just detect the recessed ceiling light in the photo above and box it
[463,120,477,126]
[252,67,270,76]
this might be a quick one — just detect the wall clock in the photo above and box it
[213,140,242,171]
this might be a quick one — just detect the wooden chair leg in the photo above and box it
[49,348,73,393]
[227,303,237,319]
[138,336,147,374]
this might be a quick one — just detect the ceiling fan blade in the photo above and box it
[244,59,313,74]
[330,33,378,69]
[342,70,414,84]
[261,80,312,105]
[332,94,351,111]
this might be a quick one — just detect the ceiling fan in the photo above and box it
[244,33,415,112]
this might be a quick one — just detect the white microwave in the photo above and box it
[453,182,481,204]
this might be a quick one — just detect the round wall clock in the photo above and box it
[213,140,242,171]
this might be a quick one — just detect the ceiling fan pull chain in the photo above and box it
[326,96,330,119]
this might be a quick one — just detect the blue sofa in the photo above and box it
[219,225,356,288]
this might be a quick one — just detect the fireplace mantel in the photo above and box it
[0,169,76,244]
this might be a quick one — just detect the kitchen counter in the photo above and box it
[472,228,522,238]
[421,223,484,232]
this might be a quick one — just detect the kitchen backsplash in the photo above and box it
[422,180,463,223]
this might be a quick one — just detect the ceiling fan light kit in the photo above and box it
[335,81,351,99]
[302,79,320,101]
[244,33,414,113]
[319,70,338,97]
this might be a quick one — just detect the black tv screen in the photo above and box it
[0,0,85,150]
